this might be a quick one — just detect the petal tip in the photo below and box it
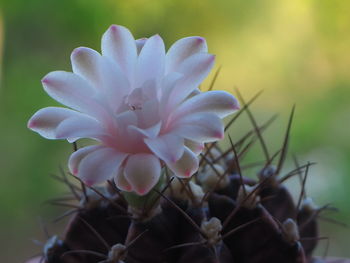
[195,36,205,44]
[27,119,36,129]
[197,145,205,152]
[110,24,119,32]
[41,77,50,85]
[233,105,240,110]
[136,188,148,196]
[214,131,224,139]
[84,179,94,187]
[124,185,132,192]
[231,102,240,111]
[71,47,85,56]
[184,169,193,177]
[209,54,216,62]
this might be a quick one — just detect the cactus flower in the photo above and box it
[28,25,239,195]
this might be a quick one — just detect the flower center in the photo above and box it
[126,88,144,111]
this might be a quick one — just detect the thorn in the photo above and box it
[125,229,149,249]
[214,114,278,163]
[208,66,222,91]
[78,217,111,251]
[144,177,175,213]
[222,172,274,230]
[295,162,311,218]
[224,90,264,132]
[235,89,270,162]
[228,134,245,196]
[279,162,317,184]
[276,105,296,175]
[38,217,50,239]
[69,174,128,214]
[53,208,80,223]
[153,189,206,237]
[222,218,260,239]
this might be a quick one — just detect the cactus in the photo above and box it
[26,25,347,263]
[27,99,340,263]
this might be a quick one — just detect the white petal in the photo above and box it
[78,147,128,186]
[68,145,103,175]
[128,122,161,139]
[115,110,138,134]
[172,90,240,121]
[171,113,224,143]
[145,134,184,163]
[113,110,145,151]
[71,47,131,112]
[184,139,204,155]
[168,53,215,109]
[114,168,132,192]
[101,25,137,81]
[135,38,147,54]
[99,57,131,112]
[28,107,85,139]
[135,98,160,128]
[166,36,207,74]
[137,35,165,87]
[55,116,106,142]
[159,72,183,117]
[166,147,198,178]
[124,154,161,195]
[41,71,109,120]
[71,47,102,87]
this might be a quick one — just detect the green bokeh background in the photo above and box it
[0,0,349,261]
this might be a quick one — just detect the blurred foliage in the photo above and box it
[0,0,349,261]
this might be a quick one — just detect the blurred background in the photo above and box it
[0,0,349,261]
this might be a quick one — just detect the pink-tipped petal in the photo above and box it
[28,107,85,139]
[166,147,198,178]
[124,154,161,196]
[71,48,131,112]
[101,25,137,81]
[114,168,132,192]
[171,113,224,143]
[137,34,166,87]
[68,145,103,175]
[77,147,128,185]
[71,47,102,87]
[168,53,215,110]
[55,115,106,142]
[184,139,205,155]
[145,134,185,163]
[166,36,208,74]
[41,71,110,121]
[172,90,240,120]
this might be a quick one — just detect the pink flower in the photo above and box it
[28,25,239,195]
